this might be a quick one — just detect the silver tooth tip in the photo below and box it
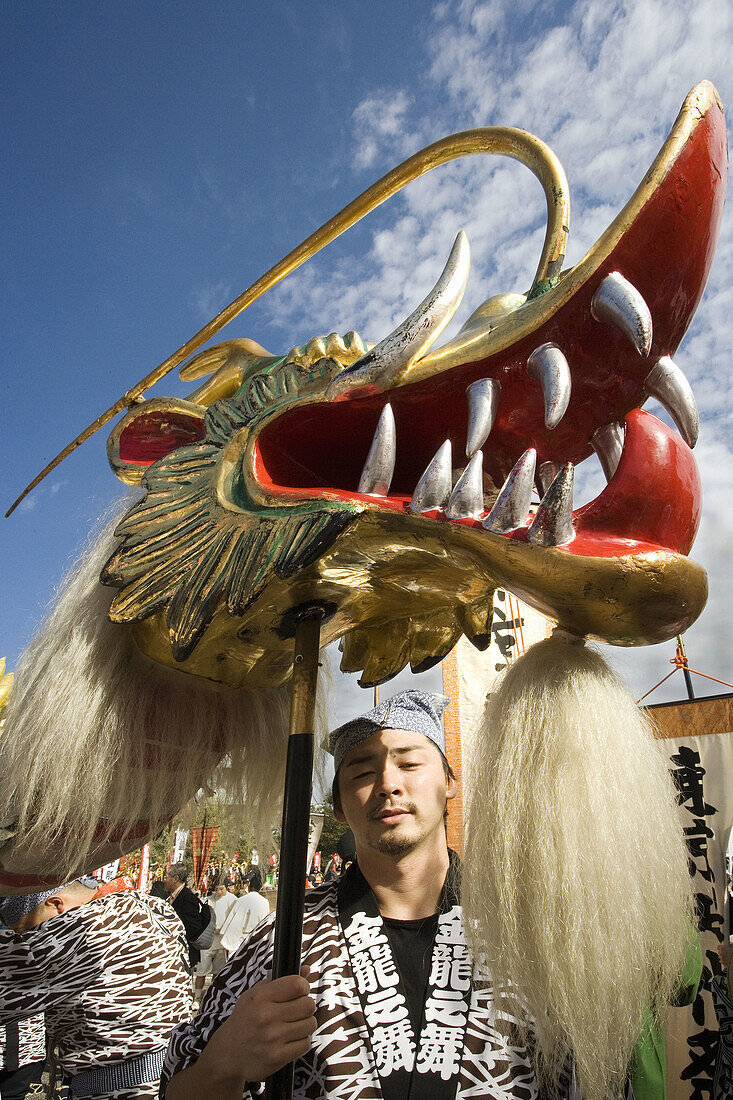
[465,377,500,457]
[357,403,396,496]
[526,342,571,430]
[409,440,453,514]
[591,422,624,482]
[644,355,699,448]
[483,448,537,533]
[591,271,653,356]
[446,450,485,519]
[527,463,574,547]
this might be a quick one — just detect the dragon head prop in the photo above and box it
[101,81,724,689]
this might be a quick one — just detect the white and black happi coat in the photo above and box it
[161,862,546,1099]
[0,1013,46,1071]
[0,891,192,1099]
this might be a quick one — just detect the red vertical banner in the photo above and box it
[191,826,219,891]
[136,843,150,891]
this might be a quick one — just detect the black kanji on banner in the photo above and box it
[670,744,723,1098]
[491,592,522,672]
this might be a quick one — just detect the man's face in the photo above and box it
[334,728,456,859]
[163,871,178,894]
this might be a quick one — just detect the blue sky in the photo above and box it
[3,0,733,723]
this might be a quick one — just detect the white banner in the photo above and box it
[99,859,120,883]
[450,589,553,763]
[307,811,324,874]
[173,827,188,864]
[648,696,733,1100]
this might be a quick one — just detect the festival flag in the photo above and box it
[191,825,219,891]
[92,875,135,897]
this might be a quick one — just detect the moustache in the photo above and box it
[368,802,417,821]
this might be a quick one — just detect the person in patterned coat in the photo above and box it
[0,878,192,1099]
[0,1014,46,1100]
[161,690,551,1100]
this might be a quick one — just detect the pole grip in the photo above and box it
[264,612,322,1100]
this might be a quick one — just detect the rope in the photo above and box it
[507,593,527,657]
[636,644,733,704]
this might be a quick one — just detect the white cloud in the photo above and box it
[193,279,233,322]
[352,91,415,170]
[263,0,733,710]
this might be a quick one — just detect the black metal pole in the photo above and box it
[264,610,323,1100]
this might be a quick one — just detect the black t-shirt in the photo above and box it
[382,912,439,1036]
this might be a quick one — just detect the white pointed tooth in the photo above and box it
[409,440,452,514]
[466,378,500,457]
[591,422,624,481]
[358,404,396,495]
[446,451,484,519]
[527,463,574,547]
[327,231,470,397]
[526,343,571,429]
[644,356,699,447]
[483,449,536,533]
[591,272,652,356]
[536,460,561,497]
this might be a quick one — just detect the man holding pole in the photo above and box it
[161,689,540,1099]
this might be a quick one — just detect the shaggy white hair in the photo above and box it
[462,632,693,1100]
[0,502,331,886]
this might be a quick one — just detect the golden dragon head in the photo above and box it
[98,81,725,689]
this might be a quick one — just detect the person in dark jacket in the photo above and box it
[163,864,203,969]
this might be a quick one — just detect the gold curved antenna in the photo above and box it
[6,126,569,517]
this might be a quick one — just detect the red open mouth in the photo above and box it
[254,87,726,563]
[255,398,699,560]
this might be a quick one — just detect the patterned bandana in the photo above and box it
[0,883,73,928]
[328,689,451,775]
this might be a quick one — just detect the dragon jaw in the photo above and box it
[105,81,725,689]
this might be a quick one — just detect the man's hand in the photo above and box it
[166,968,316,1098]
